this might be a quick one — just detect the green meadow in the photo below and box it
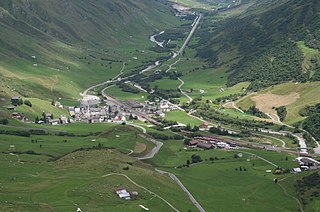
[0,125,197,211]
[147,138,310,212]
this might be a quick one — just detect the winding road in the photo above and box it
[178,78,193,102]
[127,123,204,211]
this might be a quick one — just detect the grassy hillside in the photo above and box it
[237,82,320,124]
[0,0,182,103]
[0,124,197,211]
[147,139,315,211]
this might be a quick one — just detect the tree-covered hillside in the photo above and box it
[194,0,320,90]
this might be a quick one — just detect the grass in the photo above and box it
[169,58,249,102]
[105,86,148,102]
[165,110,203,126]
[148,138,303,211]
[0,125,150,156]
[237,82,320,124]
[0,123,199,211]
[217,108,256,120]
[0,149,197,211]
[14,98,70,120]
[150,78,181,90]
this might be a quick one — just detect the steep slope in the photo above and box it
[194,0,320,90]
[0,0,180,102]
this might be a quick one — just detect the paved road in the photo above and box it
[178,14,202,55]
[127,123,164,160]
[156,169,206,212]
[137,134,163,160]
[178,78,193,102]
[165,58,181,73]
[102,173,179,212]
[126,123,203,211]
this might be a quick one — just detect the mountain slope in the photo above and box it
[0,0,180,102]
[194,0,320,90]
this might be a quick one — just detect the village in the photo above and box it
[6,95,178,125]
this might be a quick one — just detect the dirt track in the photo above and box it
[251,92,300,124]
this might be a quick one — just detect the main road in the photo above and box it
[178,14,202,55]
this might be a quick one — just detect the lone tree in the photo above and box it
[0,119,9,125]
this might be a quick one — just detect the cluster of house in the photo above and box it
[68,105,126,124]
[127,99,177,118]
[37,114,69,125]
[293,157,320,173]
[115,188,138,200]
[53,101,64,109]
[11,112,26,121]
[187,136,237,149]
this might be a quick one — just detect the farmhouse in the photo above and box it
[295,157,320,167]
[7,106,15,110]
[217,142,230,149]
[188,140,198,147]
[159,99,169,110]
[293,168,302,173]
[12,112,25,120]
[199,122,210,131]
[60,115,68,124]
[68,107,75,116]
[115,188,131,200]
[197,142,213,149]
[49,119,60,125]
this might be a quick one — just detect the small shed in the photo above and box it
[293,168,302,173]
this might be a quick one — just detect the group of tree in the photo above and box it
[118,83,140,94]
[295,172,320,206]
[245,106,268,119]
[275,106,287,122]
[193,0,320,91]
[148,132,183,140]
[0,119,9,125]
[293,102,320,143]
[183,124,199,132]
[209,126,230,136]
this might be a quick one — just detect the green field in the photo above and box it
[165,110,203,126]
[147,138,316,211]
[0,150,196,211]
[0,124,198,211]
[105,86,148,102]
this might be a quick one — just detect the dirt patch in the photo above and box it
[223,102,234,109]
[134,142,146,154]
[251,92,300,123]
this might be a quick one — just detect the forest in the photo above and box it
[193,0,320,90]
